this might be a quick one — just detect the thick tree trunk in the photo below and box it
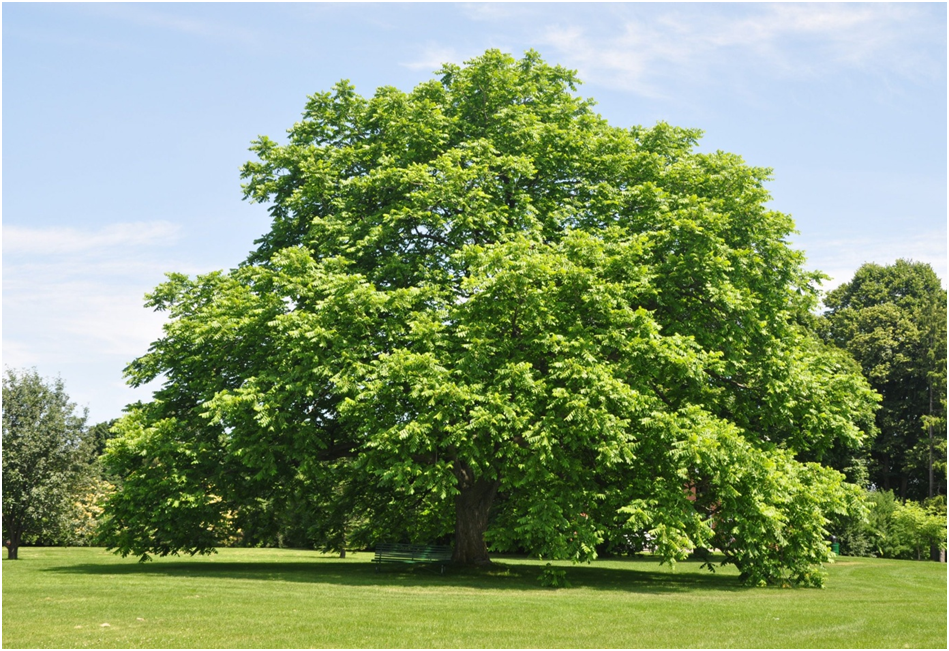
[5,529,21,560]
[452,462,500,566]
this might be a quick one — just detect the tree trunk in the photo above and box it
[452,461,500,565]
[5,529,21,560]
[928,377,934,498]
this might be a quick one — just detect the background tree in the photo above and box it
[820,260,947,500]
[99,50,877,585]
[87,419,118,459]
[858,490,947,560]
[2,368,91,559]
[65,419,120,547]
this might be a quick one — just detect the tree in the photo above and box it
[821,260,947,500]
[99,50,877,585]
[2,368,90,559]
[87,419,119,459]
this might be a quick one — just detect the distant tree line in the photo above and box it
[820,259,947,501]
[818,259,947,561]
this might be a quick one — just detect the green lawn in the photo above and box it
[3,547,946,648]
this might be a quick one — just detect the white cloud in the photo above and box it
[4,221,181,256]
[3,280,168,362]
[2,220,207,420]
[536,3,942,94]
[3,221,195,374]
[401,45,465,72]
[1,341,37,372]
[458,3,532,22]
[541,23,662,97]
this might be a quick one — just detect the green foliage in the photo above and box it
[891,499,946,560]
[537,562,571,588]
[100,50,877,585]
[821,260,948,500]
[862,491,947,560]
[825,486,874,558]
[829,488,947,560]
[67,476,116,547]
[2,368,92,558]
[63,419,121,546]
[87,419,119,460]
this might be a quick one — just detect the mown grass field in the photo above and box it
[3,547,946,648]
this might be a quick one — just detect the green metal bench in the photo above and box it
[372,543,453,573]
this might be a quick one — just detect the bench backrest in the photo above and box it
[374,543,452,562]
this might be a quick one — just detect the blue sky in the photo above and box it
[3,2,946,424]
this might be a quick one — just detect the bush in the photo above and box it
[850,490,946,560]
[538,563,571,588]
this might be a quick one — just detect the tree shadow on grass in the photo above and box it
[44,555,750,595]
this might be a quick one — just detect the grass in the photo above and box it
[2,547,946,648]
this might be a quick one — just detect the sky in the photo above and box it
[3,2,947,424]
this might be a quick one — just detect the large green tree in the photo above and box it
[99,50,877,586]
[2,368,91,559]
[821,260,947,500]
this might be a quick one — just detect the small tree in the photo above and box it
[2,368,90,559]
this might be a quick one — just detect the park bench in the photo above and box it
[372,543,453,573]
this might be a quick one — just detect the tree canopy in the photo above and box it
[99,50,877,586]
[2,368,91,559]
[821,259,947,500]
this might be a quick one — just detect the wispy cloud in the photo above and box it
[536,3,943,95]
[88,4,261,47]
[3,282,170,363]
[2,220,201,421]
[458,3,533,22]
[401,44,468,72]
[4,221,181,256]
[1,341,37,372]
